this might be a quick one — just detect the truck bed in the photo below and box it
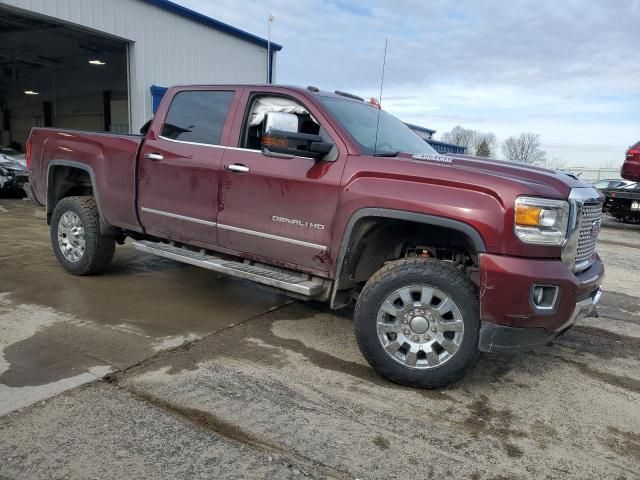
[28,128,145,231]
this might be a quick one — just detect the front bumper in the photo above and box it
[0,172,28,193]
[477,252,604,353]
[479,286,602,353]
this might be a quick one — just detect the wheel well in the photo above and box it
[332,217,481,308]
[47,165,93,224]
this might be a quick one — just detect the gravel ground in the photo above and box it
[1,198,639,479]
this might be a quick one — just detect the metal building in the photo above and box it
[405,123,466,155]
[0,0,281,148]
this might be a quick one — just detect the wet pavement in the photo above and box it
[0,198,289,414]
[1,198,639,479]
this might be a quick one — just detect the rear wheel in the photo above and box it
[354,258,480,388]
[50,196,115,275]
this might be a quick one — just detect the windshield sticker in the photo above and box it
[412,154,454,164]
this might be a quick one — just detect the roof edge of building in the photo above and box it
[141,0,283,51]
[404,122,436,134]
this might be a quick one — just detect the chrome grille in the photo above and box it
[575,202,603,267]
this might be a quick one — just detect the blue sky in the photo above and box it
[180,0,639,167]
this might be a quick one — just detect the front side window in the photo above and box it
[318,96,437,156]
[241,95,321,150]
[161,90,234,145]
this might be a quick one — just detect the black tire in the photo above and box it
[354,258,480,388]
[50,196,115,275]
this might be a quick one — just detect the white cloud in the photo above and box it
[177,0,640,167]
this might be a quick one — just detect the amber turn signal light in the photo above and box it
[515,205,542,226]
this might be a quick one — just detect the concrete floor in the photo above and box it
[1,198,639,479]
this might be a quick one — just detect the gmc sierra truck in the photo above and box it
[25,84,605,388]
[602,140,640,224]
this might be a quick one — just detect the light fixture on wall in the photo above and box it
[24,90,39,95]
[88,60,106,65]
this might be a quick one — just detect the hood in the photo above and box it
[0,154,28,173]
[405,152,589,198]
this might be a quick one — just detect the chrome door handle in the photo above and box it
[145,153,164,161]
[225,164,250,173]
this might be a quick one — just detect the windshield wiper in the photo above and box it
[373,151,400,157]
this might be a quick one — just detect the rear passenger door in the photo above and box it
[138,87,239,247]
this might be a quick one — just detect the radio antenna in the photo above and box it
[373,38,388,156]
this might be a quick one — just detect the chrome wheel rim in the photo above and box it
[376,284,464,370]
[57,211,86,262]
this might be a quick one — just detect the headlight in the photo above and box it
[514,196,569,246]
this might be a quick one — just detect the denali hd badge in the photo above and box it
[412,153,454,164]
[272,215,325,230]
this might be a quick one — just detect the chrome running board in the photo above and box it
[131,240,326,297]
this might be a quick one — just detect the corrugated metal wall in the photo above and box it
[2,0,272,131]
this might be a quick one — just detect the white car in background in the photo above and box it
[0,146,28,196]
[592,178,635,190]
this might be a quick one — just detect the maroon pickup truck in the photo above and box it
[25,84,605,387]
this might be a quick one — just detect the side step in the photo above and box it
[131,240,325,297]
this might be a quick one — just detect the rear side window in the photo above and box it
[161,91,234,145]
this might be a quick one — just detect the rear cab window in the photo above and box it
[161,90,234,145]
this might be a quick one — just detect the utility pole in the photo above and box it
[267,13,274,84]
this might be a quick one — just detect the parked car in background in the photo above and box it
[601,141,640,223]
[0,147,28,196]
[621,141,640,182]
[602,182,640,224]
[25,84,605,388]
[593,179,634,190]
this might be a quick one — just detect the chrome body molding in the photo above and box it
[140,206,217,227]
[217,223,327,250]
[139,207,328,251]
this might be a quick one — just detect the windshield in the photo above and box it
[318,97,437,156]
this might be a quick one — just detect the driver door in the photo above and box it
[216,89,346,274]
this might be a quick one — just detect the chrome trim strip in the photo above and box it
[157,136,316,160]
[531,284,560,311]
[140,207,218,227]
[217,223,328,251]
[139,207,328,250]
[158,135,255,152]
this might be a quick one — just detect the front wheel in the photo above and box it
[50,196,115,275]
[354,258,480,388]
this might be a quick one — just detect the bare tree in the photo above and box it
[501,133,546,165]
[441,126,497,157]
[546,155,567,170]
[441,126,476,149]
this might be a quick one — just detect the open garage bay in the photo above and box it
[0,6,129,150]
